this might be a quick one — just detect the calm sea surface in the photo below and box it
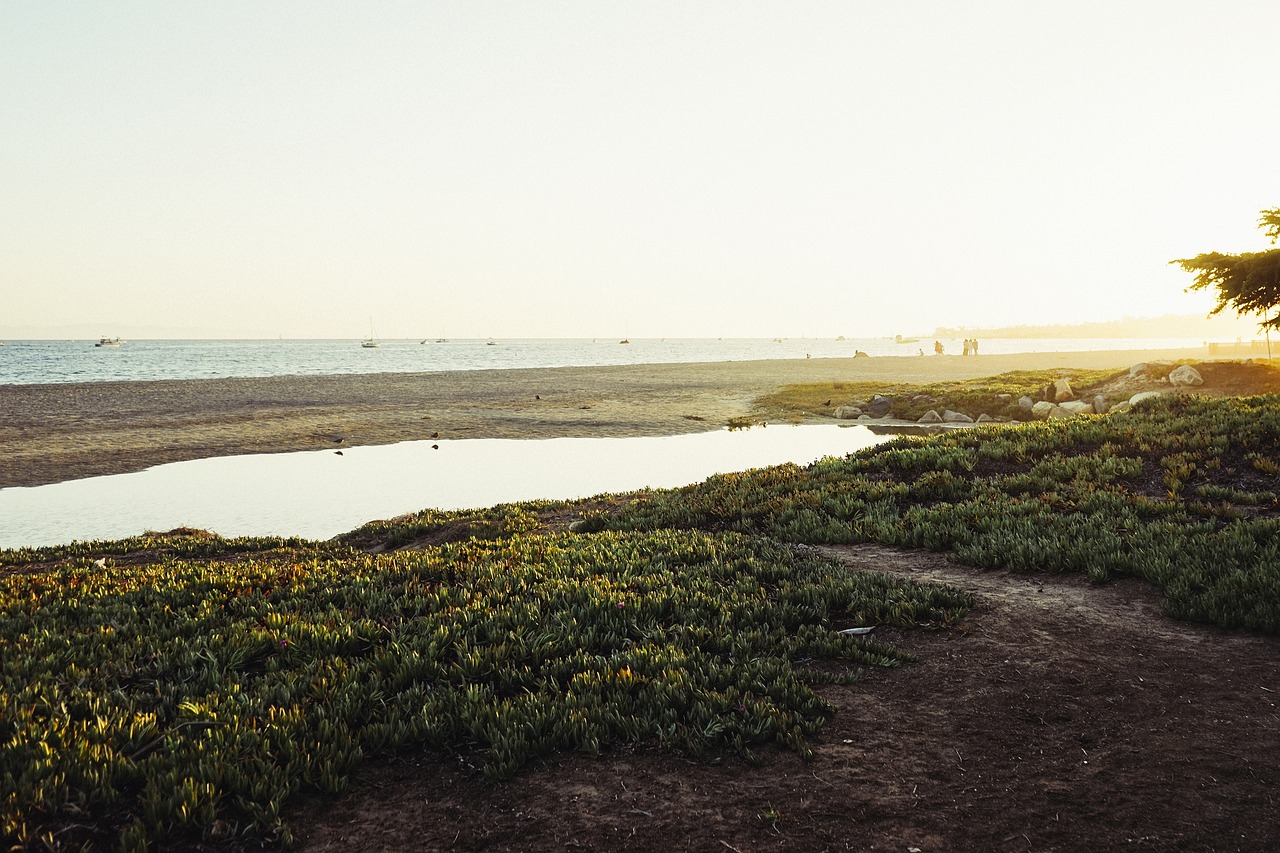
[0,336,1211,386]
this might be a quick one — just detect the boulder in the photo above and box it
[1031,401,1056,417]
[1128,362,1149,378]
[943,409,974,423]
[1017,395,1035,410]
[833,406,862,420]
[1051,378,1075,401]
[917,409,943,423]
[857,414,874,421]
[1168,364,1204,386]
[853,350,870,358]
[1093,394,1110,414]
[1129,390,1165,406]
[1109,401,1132,414]
[1048,405,1076,419]
[864,395,893,418]
[976,413,994,423]
[1057,401,1095,415]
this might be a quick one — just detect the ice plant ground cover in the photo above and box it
[4,392,1280,849]
[1,529,967,849]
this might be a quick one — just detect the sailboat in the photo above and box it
[361,319,380,348]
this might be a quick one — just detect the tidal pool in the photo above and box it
[0,425,893,548]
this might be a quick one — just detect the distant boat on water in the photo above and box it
[361,319,380,348]
[95,337,124,348]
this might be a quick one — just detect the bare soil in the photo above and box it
[291,545,1280,853]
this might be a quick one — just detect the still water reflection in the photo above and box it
[0,425,892,548]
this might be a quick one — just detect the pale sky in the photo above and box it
[3,1,1279,340]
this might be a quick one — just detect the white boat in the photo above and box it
[95,337,124,348]
[361,319,380,348]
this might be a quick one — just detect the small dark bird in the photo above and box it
[430,432,439,439]
[535,395,540,400]
[334,450,343,456]
[333,437,344,444]
[431,444,439,450]
[822,399,831,407]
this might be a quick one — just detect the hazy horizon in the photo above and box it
[4,2,1279,340]
[0,310,1264,343]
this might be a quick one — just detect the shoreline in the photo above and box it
[0,347,1245,489]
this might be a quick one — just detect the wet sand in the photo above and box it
[0,348,1220,488]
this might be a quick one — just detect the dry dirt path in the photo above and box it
[292,545,1280,853]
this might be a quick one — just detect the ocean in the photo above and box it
[0,336,1213,386]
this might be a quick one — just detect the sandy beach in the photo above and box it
[0,347,1231,488]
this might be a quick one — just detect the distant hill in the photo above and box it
[933,314,1263,340]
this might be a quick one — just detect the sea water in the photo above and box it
[0,336,1212,386]
[0,424,892,548]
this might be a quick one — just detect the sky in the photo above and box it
[3,1,1279,340]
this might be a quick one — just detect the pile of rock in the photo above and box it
[829,362,1206,426]
[1016,362,1204,421]
[833,395,894,421]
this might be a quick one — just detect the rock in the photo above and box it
[1129,390,1166,406]
[1017,395,1034,410]
[1048,405,1075,419]
[943,409,974,423]
[976,413,994,422]
[857,414,873,421]
[1168,364,1204,386]
[1031,401,1056,417]
[833,406,862,420]
[1129,362,1149,378]
[853,350,870,358]
[1057,401,1095,415]
[1109,401,1132,414]
[569,516,606,533]
[995,393,1012,400]
[864,394,893,418]
[1051,378,1075,401]
[917,409,943,423]
[1093,394,1110,414]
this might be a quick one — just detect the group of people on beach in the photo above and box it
[929,338,980,356]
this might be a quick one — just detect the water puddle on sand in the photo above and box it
[0,425,893,548]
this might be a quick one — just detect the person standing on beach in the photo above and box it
[972,338,979,354]
[962,339,971,356]
[934,340,943,356]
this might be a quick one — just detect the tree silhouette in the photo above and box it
[1174,207,1280,330]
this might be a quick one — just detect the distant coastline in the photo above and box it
[931,312,1260,341]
